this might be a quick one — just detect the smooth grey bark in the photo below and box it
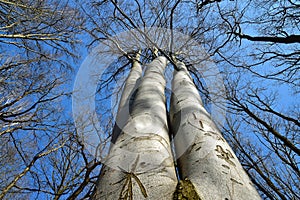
[92,56,177,199]
[170,62,261,200]
[111,54,143,143]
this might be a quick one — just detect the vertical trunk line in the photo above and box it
[111,52,142,143]
[92,56,177,200]
[170,62,261,200]
[166,100,181,182]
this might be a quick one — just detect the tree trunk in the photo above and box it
[111,53,143,143]
[92,56,177,199]
[170,62,261,200]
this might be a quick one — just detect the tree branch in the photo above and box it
[234,33,300,44]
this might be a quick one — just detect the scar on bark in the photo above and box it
[117,171,148,200]
[215,145,236,166]
[115,156,148,199]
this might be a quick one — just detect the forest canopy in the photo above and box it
[0,0,299,199]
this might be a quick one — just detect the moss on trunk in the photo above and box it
[173,178,201,200]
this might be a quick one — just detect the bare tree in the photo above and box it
[92,55,178,199]
[0,0,90,199]
[213,1,300,199]
[1,0,298,199]
[170,61,260,199]
[84,0,299,199]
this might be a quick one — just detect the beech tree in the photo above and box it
[92,55,178,199]
[91,52,261,199]
[85,0,299,199]
[1,0,298,199]
[170,61,260,199]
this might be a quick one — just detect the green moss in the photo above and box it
[173,178,201,200]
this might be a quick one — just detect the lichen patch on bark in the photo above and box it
[173,178,201,200]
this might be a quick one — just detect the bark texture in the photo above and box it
[111,55,143,143]
[170,62,261,200]
[92,56,177,199]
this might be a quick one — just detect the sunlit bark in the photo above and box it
[111,52,143,143]
[170,62,261,200]
[92,56,177,199]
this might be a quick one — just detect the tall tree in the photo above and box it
[1,0,298,199]
[170,61,261,199]
[0,1,92,199]
[84,1,299,199]
[92,56,177,199]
